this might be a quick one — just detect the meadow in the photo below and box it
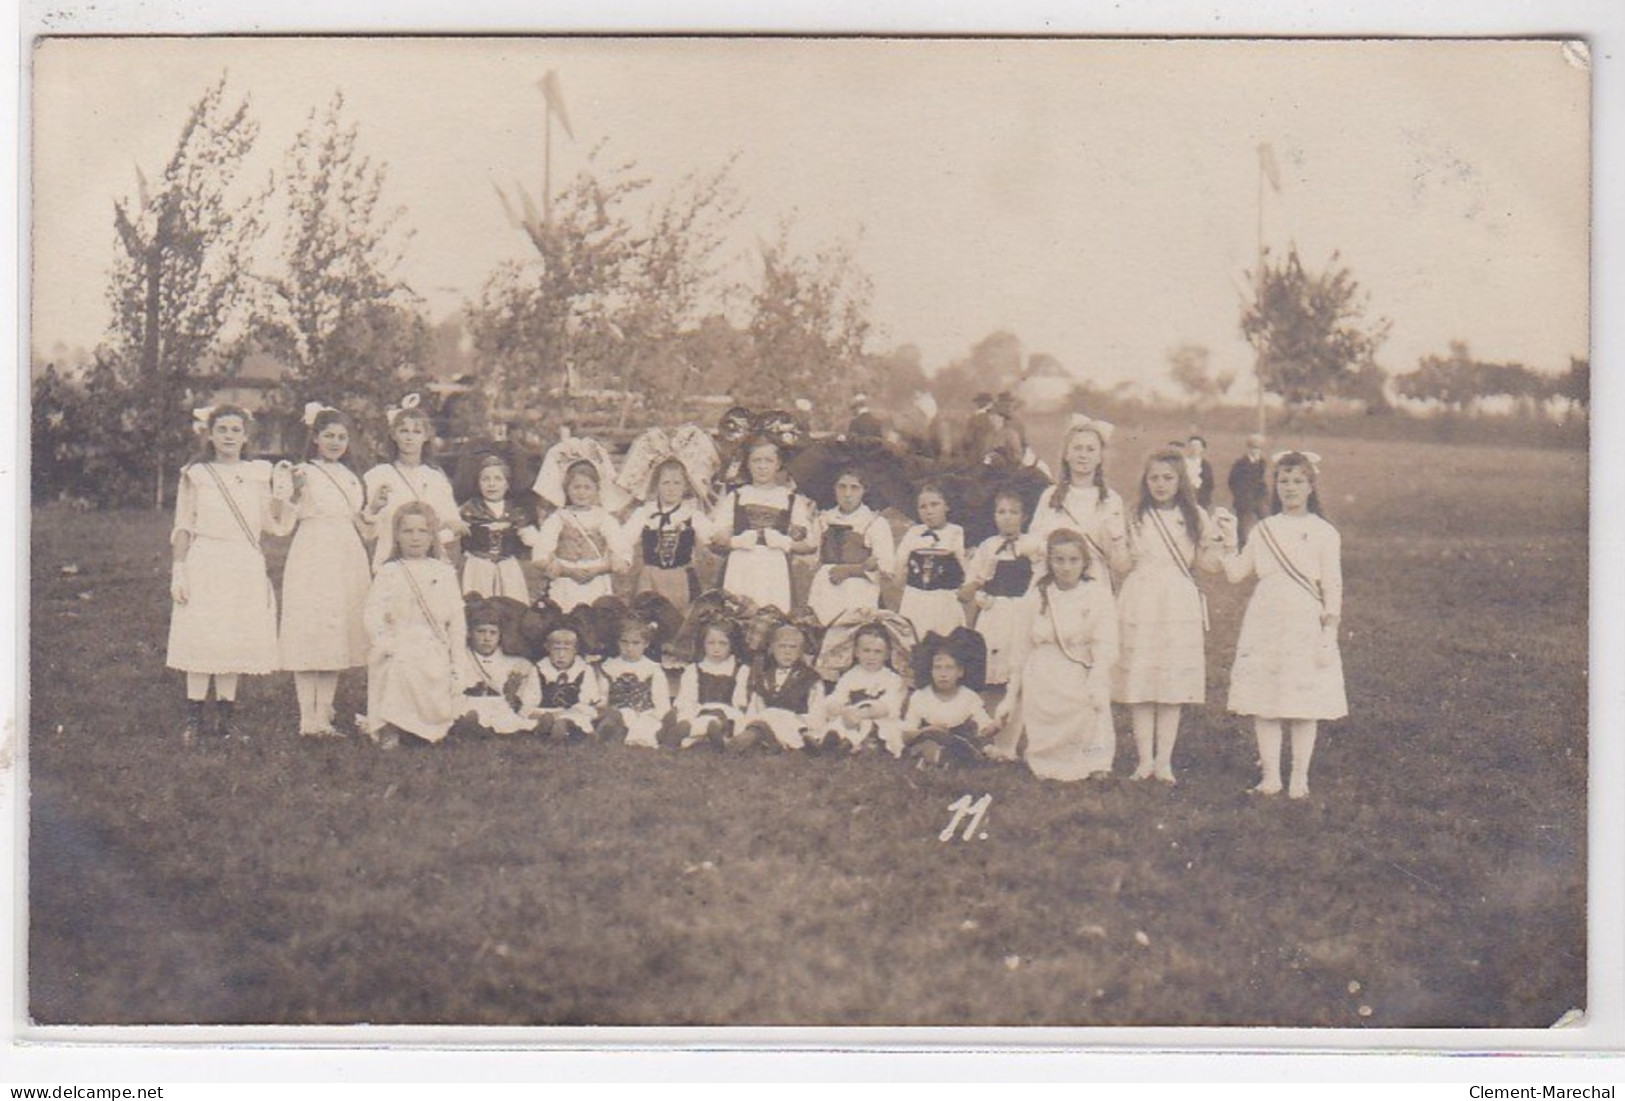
[25,422,1587,1028]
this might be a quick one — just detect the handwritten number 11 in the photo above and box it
[940,794,992,842]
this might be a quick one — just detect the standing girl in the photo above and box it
[711,438,814,615]
[1215,452,1346,799]
[1029,415,1131,584]
[618,425,720,617]
[993,528,1119,780]
[459,453,537,603]
[962,489,1043,686]
[363,502,469,748]
[806,467,895,626]
[363,394,465,570]
[168,404,295,741]
[279,403,373,738]
[532,441,633,613]
[894,484,969,640]
[1114,448,1224,783]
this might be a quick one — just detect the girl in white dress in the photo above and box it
[711,439,814,615]
[1215,451,1347,799]
[364,502,468,748]
[894,484,969,639]
[901,629,999,767]
[806,467,896,626]
[1114,448,1224,783]
[820,622,909,755]
[962,489,1043,686]
[362,394,465,570]
[1029,415,1131,584]
[168,404,295,742]
[279,404,374,738]
[531,458,633,613]
[993,528,1119,780]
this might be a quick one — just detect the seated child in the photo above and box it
[819,620,909,756]
[527,623,604,740]
[456,599,541,735]
[731,623,825,752]
[673,618,750,750]
[902,629,998,768]
[595,617,673,749]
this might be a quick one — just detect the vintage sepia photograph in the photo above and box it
[23,34,1590,1032]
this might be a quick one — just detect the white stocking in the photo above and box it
[1130,703,1156,776]
[214,673,240,702]
[1254,717,1283,792]
[1289,719,1318,798]
[186,672,211,701]
[1154,704,1182,776]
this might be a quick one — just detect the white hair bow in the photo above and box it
[303,401,337,427]
[1271,449,1322,471]
[1067,413,1115,443]
[192,405,215,426]
[386,392,423,426]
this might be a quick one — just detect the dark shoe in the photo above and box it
[216,700,243,740]
[181,700,205,746]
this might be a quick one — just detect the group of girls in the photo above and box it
[166,397,1346,799]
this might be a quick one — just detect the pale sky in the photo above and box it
[29,36,1590,388]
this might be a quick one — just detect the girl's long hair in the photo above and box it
[302,408,360,473]
[1269,452,1325,517]
[1034,527,1093,616]
[185,403,256,466]
[1052,423,1108,510]
[387,500,446,562]
[384,407,440,467]
[1135,448,1203,545]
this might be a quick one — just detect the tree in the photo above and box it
[1394,341,1551,412]
[1167,342,1220,401]
[470,151,741,431]
[1562,355,1589,409]
[737,220,874,423]
[254,92,430,421]
[1240,248,1392,413]
[106,75,261,506]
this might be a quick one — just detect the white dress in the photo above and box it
[1029,484,1131,583]
[895,522,969,640]
[166,460,291,675]
[713,484,813,614]
[459,649,541,735]
[280,461,373,671]
[1113,507,1222,705]
[362,461,464,569]
[822,664,907,753]
[1002,580,1119,780]
[364,557,467,743]
[966,532,1043,685]
[807,504,896,625]
[1225,513,1348,721]
[532,505,633,612]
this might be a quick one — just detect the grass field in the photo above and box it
[25,424,1587,1027]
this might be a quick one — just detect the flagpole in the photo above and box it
[1255,149,1267,437]
[543,93,553,228]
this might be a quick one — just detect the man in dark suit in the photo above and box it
[1227,433,1269,547]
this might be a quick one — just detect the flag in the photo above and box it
[538,70,575,141]
[1257,142,1282,193]
[135,163,150,208]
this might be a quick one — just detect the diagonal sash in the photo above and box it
[1255,517,1324,609]
[399,562,452,649]
[1146,507,1209,632]
[200,463,262,550]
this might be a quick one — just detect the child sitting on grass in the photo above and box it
[730,622,824,752]
[455,599,540,736]
[818,618,911,755]
[673,618,750,750]
[901,628,998,768]
[595,616,673,749]
[527,622,604,741]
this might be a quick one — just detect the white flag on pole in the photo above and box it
[1257,142,1283,192]
[539,70,576,141]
